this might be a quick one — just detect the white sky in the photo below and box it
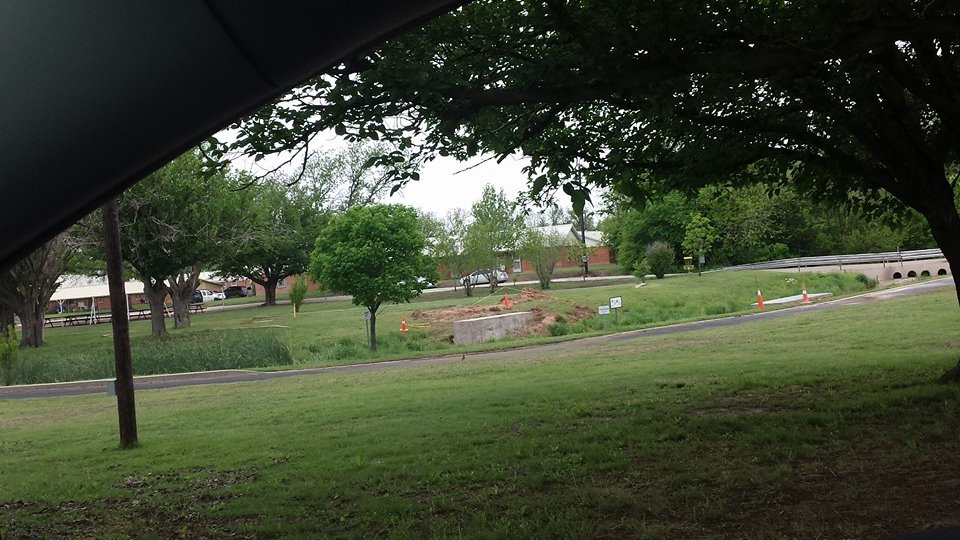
[388,154,543,218]
[231,129,573,218]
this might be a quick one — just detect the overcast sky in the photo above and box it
[232,129,572,218]
[388,154,542,218]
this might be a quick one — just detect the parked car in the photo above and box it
[461,269,508,286]
[223,285,250,299]
[417,276,437,289]
[193,289,221,303]
[398,277,437,289]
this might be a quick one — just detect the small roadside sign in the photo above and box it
[609,296,622,309]
[363,310,371,321]
[598,305,610,315]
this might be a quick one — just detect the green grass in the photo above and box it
[1,287,958,538]
[12,271,879,384]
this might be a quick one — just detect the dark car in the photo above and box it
[224,285,250,299]
[191,290,203,304]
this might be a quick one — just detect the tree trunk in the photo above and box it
[918,198,960,382]
[922,204,960,308]
[369,311,378,352]
[168,268,201,329]
[141,277,169,338]
[0,304,14,330]
[18,300,45,347]
[171,287,193,329]
[262,278,280,306]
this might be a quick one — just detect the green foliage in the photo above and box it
[645,242,675,279]
[430,208,479,295]
[855,274,878,290]
[6,330,291,385]
[604,186,937,268]
[520,228,567,289]
[466,185,525,292]
[0,325,19,385]
[288,278,308,313]
[546,321,569,336]
[215,179,325,302]
[221,0,960,291]
[120,151,245,281]
[682,212,716,261]
[310,204,430,350]
[633,259,651,282]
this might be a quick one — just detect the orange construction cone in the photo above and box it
[400,316,408,333]
[801,287,810,304]
[502,294,512,309]
[756,290,765,311]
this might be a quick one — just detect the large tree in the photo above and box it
[118,151,245,336]
[310,204,431,351]
[224,0,960,305]
[217,180,325,306]
[0,233,80,347]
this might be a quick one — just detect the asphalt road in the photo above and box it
[0,278,952,401]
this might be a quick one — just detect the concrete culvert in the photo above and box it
[893,272,902,279]
[939,269,948,276]
[907,270,917,278]
[921,270,930,277]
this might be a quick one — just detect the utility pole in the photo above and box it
[102,198,138,449]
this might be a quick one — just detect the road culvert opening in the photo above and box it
[921,270,930,277]
[907,270,917,278]
[939,269,948,276]
[893,272,902,279]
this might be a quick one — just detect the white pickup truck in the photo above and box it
[194,289,225,303]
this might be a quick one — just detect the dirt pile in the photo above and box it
[411,288,593,338]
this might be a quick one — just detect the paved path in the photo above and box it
[1,278,951,401]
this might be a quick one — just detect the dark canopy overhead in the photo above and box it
[0,0,464,269]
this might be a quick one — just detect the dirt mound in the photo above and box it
[411,287,592,339]
[411,304,506,323]
[513,287,552,303]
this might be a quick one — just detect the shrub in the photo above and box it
[854,274,877,289]
[288,278,308,314]
[645,241,675,279]
[547,321,569,336]
[0,325,19,385]
[633,259,651,282]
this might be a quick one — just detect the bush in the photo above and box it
[547,321,569,336]
[645,241,675,279]
[854,274,877,289]
[288,278,308,313]
[633,260,652,282]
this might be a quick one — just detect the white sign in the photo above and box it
[598,305,610,315]
[609,296,622,309]
[363,310,371,321]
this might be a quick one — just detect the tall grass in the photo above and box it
[10,329,291,385]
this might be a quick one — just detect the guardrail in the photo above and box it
[723,248,945,271]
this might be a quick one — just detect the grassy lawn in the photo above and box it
[10,271,881,384]
[1,286,958,538]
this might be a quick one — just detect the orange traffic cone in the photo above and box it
[502,294,512,309]
[400,316,408,333]
[756,290,765,311]
[801,287,810,304]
